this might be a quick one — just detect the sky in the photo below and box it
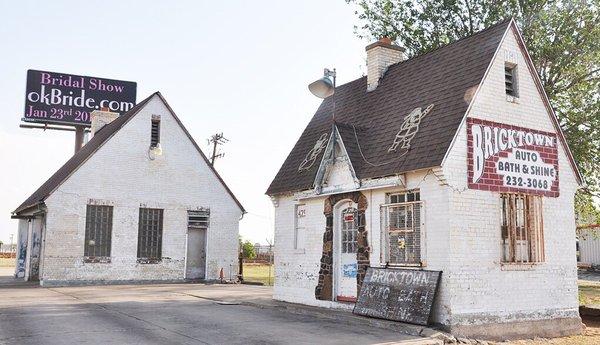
[0,1,369,245]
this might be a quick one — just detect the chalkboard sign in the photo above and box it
[353,267,441,325]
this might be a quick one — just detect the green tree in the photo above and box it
[347,0,600,222]
[241,240,256,259]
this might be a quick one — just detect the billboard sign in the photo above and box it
[23,69,137,126]
[467,117,559,197]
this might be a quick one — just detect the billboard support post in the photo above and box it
[74,126,85,153]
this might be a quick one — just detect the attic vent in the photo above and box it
[505,64,518,97]
[151,116,161,148]
[188,210,210,230]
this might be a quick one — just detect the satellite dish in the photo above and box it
[308,76,335,98]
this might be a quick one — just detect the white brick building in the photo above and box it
[12,92,245,286]
[267,20,583,339]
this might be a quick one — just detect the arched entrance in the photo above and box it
[315,191,369,301]
[333,200,359,301]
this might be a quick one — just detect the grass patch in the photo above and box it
[242,263,274,286]
[579,281,600,306]
[0,258,15,267]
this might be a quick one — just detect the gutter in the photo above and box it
[11,202,47,219]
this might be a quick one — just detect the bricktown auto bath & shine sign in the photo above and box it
[467,118,559,197]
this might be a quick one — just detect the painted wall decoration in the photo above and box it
[298,133,329,172]
[467,118,559,197]
[23,69,137,126]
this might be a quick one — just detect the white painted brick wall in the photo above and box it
[41,95,242,284]
[441,27,579,325]
[271,26,580,327]
[272,169,450,317]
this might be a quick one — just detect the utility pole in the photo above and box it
[266,237,273,286]
[207,132,228,165]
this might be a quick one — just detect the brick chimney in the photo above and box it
[90,108,119,138]
[366,37,406,91]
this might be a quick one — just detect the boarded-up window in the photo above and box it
[84,205,113,259]
[188,210,209,230]
[501,193,544,263]
[294,204,306,250]
[138,208,164,262]
[381,196,422,266]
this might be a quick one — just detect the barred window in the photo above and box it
[501,194,544,263]
[188,210,209,230]
[381,193,422,266]
[341,207,358,253]
[84,205,113,260]
[138,208,164,262]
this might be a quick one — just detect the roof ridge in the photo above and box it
[402,18,513,62]
[330,18,512,92]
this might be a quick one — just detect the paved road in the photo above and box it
[0,270,423,345]
[579,269,600,284]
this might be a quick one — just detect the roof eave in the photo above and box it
[12,202,46,218]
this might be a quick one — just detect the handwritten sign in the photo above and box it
[467,118,559,197]
[23,69,137,126]
[353,267,441,325]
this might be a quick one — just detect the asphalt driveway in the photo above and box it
[0,269,425,345]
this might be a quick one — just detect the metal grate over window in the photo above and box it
[150,118,160,147]
[188,210,209,230]
[381,201,422,266]
[84,205,113,259]
[341,207,359,253]
[138,208,164,262]
[501,193,544,263]
[505,64,518,97]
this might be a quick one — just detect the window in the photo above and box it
[341,207,358,253]
[294,204,306,250]
[382,191,422,266]
[505,63,518,97]
[150,116,161,147]
[501,194,544,263]
[84,205,113,261]
[188,210,209,230]
[388,190,420,204]
[137,208,164,262]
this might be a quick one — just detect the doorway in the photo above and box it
[334,200,359,302]
[185,228,206,280]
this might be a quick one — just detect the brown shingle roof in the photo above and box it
[266,20,511,195]
[13,92,245,215]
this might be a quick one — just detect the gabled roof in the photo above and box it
[267,19,513,195]
[13,92,245,215]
